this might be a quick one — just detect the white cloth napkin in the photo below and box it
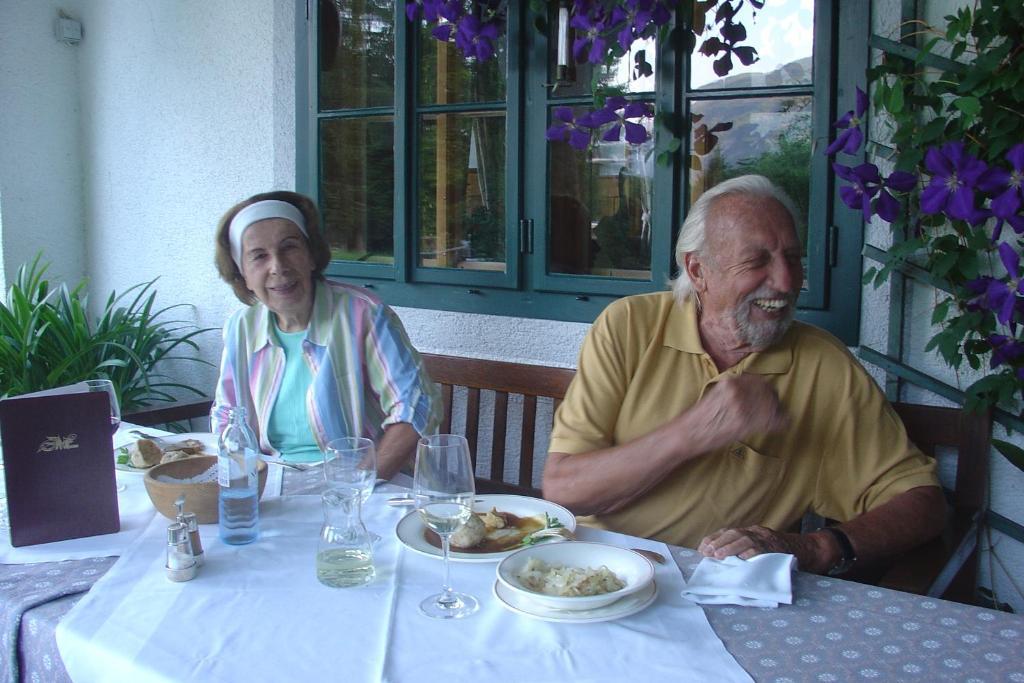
[681,553,796,608]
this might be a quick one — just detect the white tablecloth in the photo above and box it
[56,494,752,683]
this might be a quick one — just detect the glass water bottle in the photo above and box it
[218,407,260,545]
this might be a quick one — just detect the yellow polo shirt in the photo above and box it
[549,291,939,549]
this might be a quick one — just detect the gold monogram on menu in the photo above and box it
[37,434,80,452]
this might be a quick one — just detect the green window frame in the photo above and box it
[298,0,867,345]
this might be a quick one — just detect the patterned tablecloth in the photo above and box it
[3,470,1021,683]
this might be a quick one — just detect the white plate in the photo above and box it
[492,578,658,623]
[395,494,577,563]
[115,432,217,473]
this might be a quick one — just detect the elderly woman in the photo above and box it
[212,191,440,477]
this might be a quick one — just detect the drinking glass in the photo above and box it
[324,437,377,537]
[413,434,478,619]
[86,379,125,492]
[324,437,377,499]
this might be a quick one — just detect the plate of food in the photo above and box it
[395,494,577,563]
[115,432,218,472]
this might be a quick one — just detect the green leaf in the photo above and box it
[887,82,905,114]
[993,439,1024,473]
[953,96,980,117]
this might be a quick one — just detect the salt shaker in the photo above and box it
[165,522,197,582]
[174,496,205,567]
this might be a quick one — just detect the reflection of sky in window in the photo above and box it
[690,0,814,89]
[607,38,657,92]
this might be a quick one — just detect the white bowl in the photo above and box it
[496,542,655,611]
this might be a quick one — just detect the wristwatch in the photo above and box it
[819,526,857,576]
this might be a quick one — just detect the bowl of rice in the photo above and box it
[496,542,655,611]
[143,456,268,524]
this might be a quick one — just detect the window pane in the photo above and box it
[319,0,394,110]
[548,36,657,98]
[320,117,395,263]
[548,108,654,280]
[688,96,812,250]
[418,24,506,105]
[417,112,506,270]
[691,0,813,90]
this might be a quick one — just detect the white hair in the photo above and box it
[670,175,802,305]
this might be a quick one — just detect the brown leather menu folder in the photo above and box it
[0,388,120,547]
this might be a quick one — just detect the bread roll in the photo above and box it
[128,439,163,468]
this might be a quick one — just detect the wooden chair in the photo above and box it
[873,402,992,603]
[421,353,575,496]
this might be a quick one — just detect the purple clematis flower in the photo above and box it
[592,97,654,144]
[614,0,659,51]
[454,15,499,61]
[546,106,592,151]
[874,170,917,222]
[978,143,1024,241]
[988,334,1024,370]
[826,87,868,156]
[571,10,609,64]
[833,162,879,220]
[920,142,990,225]
[974,242,1024,325]
[833,163,917,222]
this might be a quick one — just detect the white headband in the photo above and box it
[229,199,309,269]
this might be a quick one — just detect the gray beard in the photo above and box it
[732,288,796,350]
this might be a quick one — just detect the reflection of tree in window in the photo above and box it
[689,95,812,250]
[416,24,506,272]
[318,0,397,263]
[548,113,653,280]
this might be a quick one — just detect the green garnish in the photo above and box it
[116,446,130,465]
[518,513,567,547]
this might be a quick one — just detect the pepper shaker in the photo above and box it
[165,522,197,582]
[181,511,204,566]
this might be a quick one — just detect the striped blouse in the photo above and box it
[211,279,441,454]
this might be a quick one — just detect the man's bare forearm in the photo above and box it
[699,486,947,574]
[831,485,946,570]
[376,422,421,480]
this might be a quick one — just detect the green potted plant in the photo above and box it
[0,254,213,412]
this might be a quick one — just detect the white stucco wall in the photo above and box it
[0,0,86,288]
[1,0,1020,611]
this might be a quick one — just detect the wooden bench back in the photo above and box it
[421,353,576,496]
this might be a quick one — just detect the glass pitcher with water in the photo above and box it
[317,488,375,588]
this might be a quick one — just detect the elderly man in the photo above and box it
[543,175,945,575]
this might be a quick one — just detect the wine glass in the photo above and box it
[86,379,125,492]
[0,446,8,530]
[324,437,378,538]
[413,434,478,619]
[85,379,121,434]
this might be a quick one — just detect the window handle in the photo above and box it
[519,218,534,254]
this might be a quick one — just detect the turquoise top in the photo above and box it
[266,324,322,462]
